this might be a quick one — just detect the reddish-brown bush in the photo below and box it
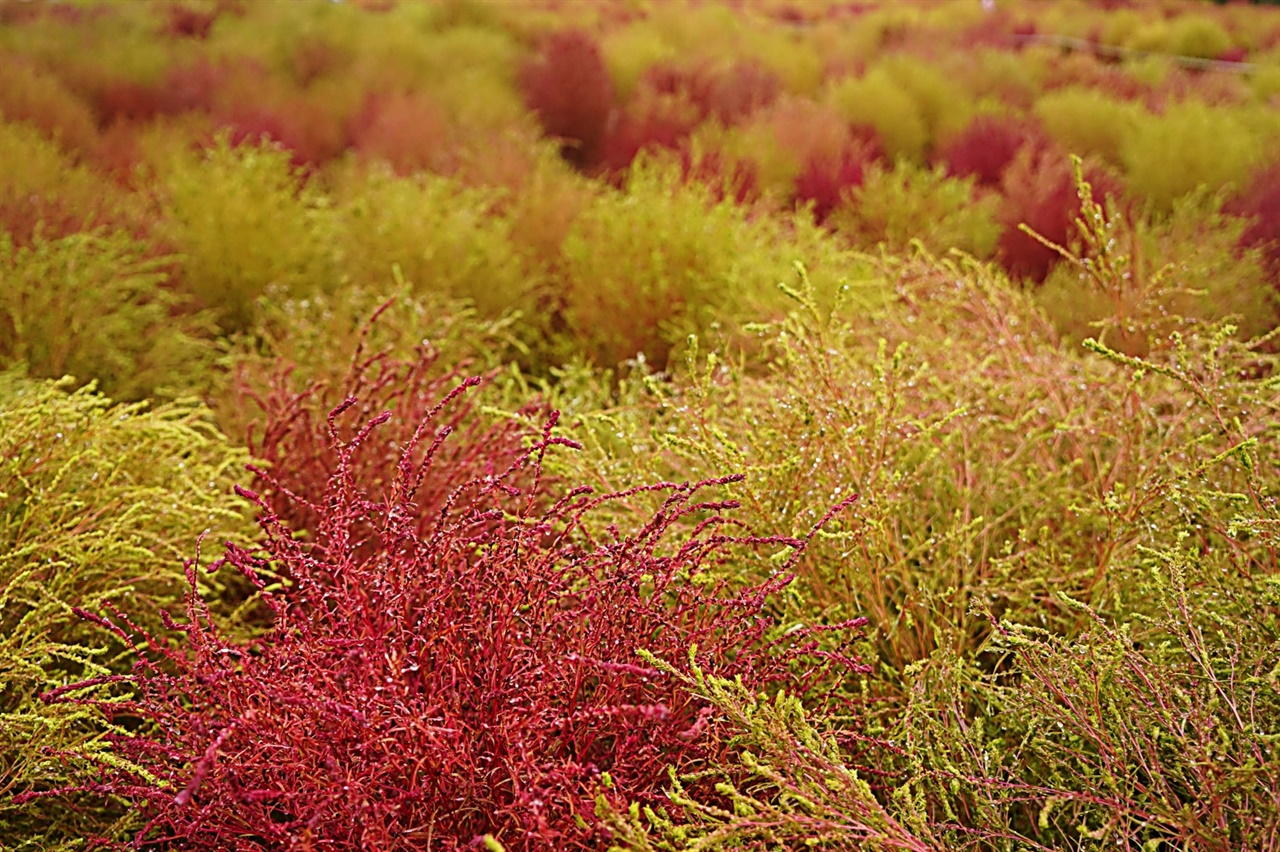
[519,29,616,170]
[165,4,218,39]
[793,134,881,224]
[677,144,760,206]
[596,90,699,177]
[1225,159,1280,282]
[158,57,226,115]
[643,59,783,127]
[689,59,783,125]
[937,112,1046,188]
[29,365,860,850]
[215,92,351,169]
[349,90,453,175]
[997,147,1124,282]
[1042,53,1146,102]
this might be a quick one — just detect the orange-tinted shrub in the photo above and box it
[1226,159,1280,281]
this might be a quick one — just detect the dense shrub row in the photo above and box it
[1,0,1277,394]
[2,1,1278,849]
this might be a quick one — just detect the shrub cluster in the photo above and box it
[0,0,1277,386]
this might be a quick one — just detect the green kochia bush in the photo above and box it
[555,162,762,368]
[574,216,1279,848]
[0,230,216,401]
[0,373,257,850]
[828,162,1001,259]
[554,160,868,369]
[1121,100,1266,212]
[585,288,1278,849]
[333,165,538,322]
[159,136,339,331]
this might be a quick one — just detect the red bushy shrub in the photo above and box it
[678,144,760,206]
[1226,160,1280,282]
[239,341,531,544]
[159,57,226,115]
[595,90,700,177]
[519,29,616,170]
[689,59,783,125]
[793,134,881,225]
[215,93,351,170]
[997,147,1124,282]
[182,59,354,169]
[1042,53,1146,103]
[937,112,1046,188]
[165,4,218,39]
[29,363,861,850]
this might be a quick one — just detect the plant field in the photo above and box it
[1,0,1278,849]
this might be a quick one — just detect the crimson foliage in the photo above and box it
[1226,159,1280,282]
[29,374,859,850]
[240,342,532,546]
[646,59,783,126]
[519,29,616,170]
[794,132,882,224]
[997,147,1123,282]
[938,113,1045,188]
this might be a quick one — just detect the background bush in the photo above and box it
[0,230,215,401]
[158,137,340,330]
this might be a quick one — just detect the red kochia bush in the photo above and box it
[997,147,1124,282]
[938,113,1046,188]
[794,131,882,224]
[1226,159,1280,282]
[32,378,861,850]
[519,29,615,170]
[240,341,533,547]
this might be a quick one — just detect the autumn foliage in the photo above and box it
[26,370,859,850]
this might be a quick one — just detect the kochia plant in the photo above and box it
[29,376,861,850]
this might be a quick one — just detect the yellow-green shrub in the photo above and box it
[0,121,131,244]
[824,68,929,163]
[828,162,1001,259]
[333,165,537,322]
[1167,14,1235,60]
[555,162,763,367]
[554,160,864,368]
[603,23,676,101]
[0,58,98,155]
[1121,99,1265,211]
[1249,62,1280,103]
[740,25,824,98]
[879,55,973,152]
[1039,188,1279,354]
[0,231,215,401]
[212,281,520,443]
[0,373,256,850]
[1035,85,1142,166]
[158,136,340,330]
